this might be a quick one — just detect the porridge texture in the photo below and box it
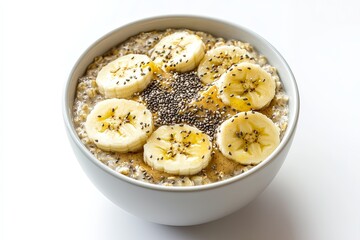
[73,29,289,186]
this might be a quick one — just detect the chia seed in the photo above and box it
[140,71,226,136]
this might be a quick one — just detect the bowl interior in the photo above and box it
[64,15,299,191]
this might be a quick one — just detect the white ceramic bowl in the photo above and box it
[63,15,299,226]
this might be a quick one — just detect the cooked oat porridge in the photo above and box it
[73,29,289,186]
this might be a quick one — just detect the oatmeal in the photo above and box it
[73,29,289,186]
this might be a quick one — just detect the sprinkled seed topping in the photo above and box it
[141,72,228,136]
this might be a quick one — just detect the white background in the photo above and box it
[1,0,360,239]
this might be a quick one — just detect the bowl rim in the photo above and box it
[63,14,300,192]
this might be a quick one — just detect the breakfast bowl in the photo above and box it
[63,15,299,226]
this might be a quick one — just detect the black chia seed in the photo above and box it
[140,71,226,137]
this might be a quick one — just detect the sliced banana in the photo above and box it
[197,45,253,84]
[150,31,205,72]
[143,124,212,175]
[85,99,153,153]
[216,111,280,165]
[96,54,153,98]
[218,62,275,111]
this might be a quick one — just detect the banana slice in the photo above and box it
[197,45,253,84]
[96,54,153,98]
[216,111,280,165]
[150,31,205,72]
[85,99,153,153]
[218,62,275,111]
[143,124,212,175]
